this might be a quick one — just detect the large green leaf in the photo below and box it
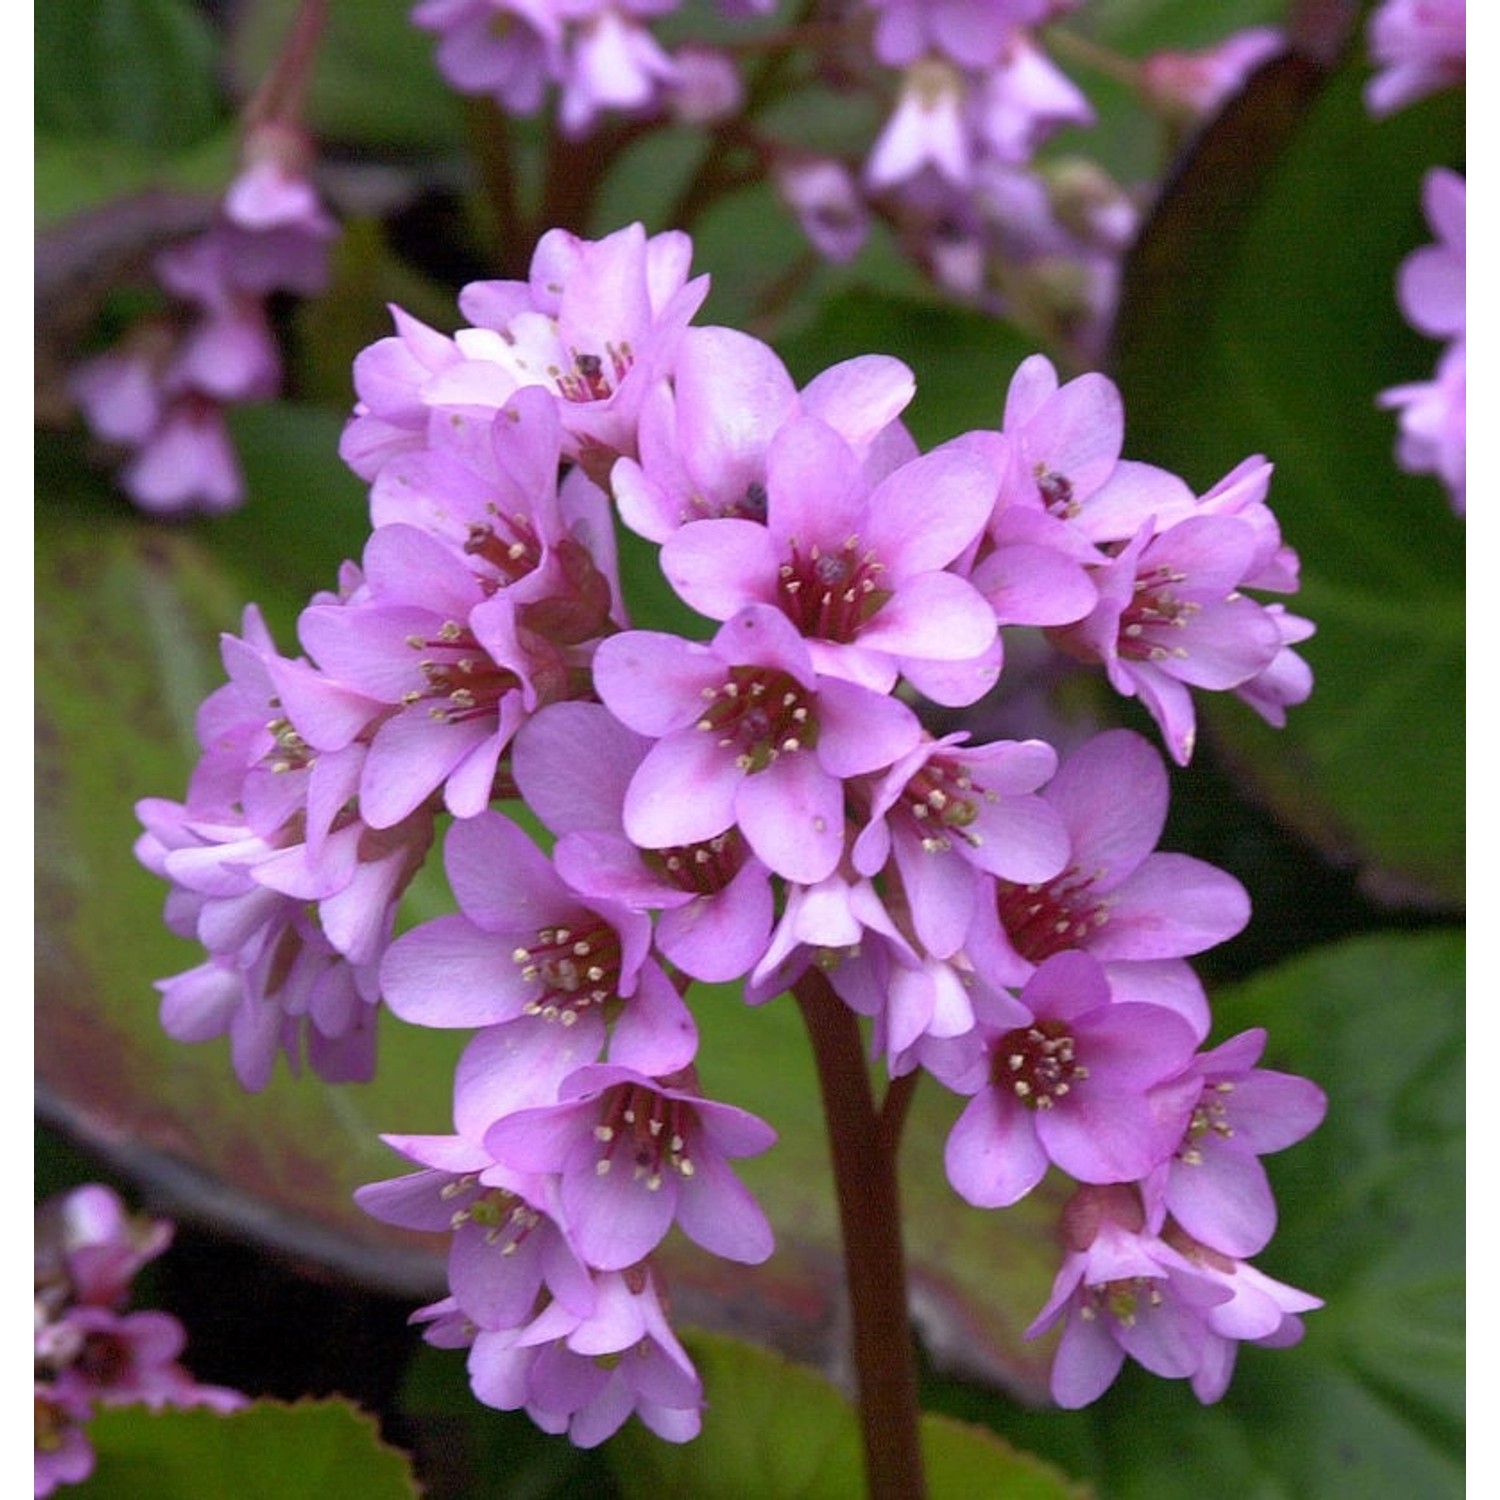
[1111,54,1464,907]
[71,1399,418,1499]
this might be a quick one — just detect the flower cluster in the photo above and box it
[1379,166,1466,514]
[138,221,1323,1438]
[1365,0,1465,514]
[69,123,336,515]
[407,3,1283,365]
[35,1185,245,1495]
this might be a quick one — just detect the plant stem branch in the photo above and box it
[794,969,925,1500]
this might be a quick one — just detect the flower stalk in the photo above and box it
[795,967,925,1500]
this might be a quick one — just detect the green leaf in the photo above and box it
[1111,56,1464,906]
[36,0,222,151]
[71,1399,418,1499]
[608,1331,1089,1500]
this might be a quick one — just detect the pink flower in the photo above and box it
[411,0,564,115]
[379,809,698,1082]
[484,1063,777,1271]
[774,158,871,264]
[1050,510,1295,764]
[592,605,924,884]
[513,702,776,983]
[35,1186,246,1496]
[1381,169,1465,513]
[68,125,334,516]
[612,327,915,542]
[1396,168,1465,343]
[433,223,708,465]
[134,608,433,1089]
[1365,0,1465,117]
[1027,1183,1319,1406]
[357,1132,597,1330]
[974,34,1093,166]
[660,416,999,703]
[971,728,1249,1037]
[1140,28,1285,125]
[867,0,1063,70]
[1381,341,1466,512]
[1143,1029,1327,1258]
[866,59,973,191]
[462,1266,704,1445]
[941,951,1200,1207]
[559,6,680,137]
[851,732,1068,959]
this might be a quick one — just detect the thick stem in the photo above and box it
[794,970,925,1500]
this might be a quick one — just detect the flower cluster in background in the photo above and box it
[408,0,1292,367]
[34,1184,245,1495]
[67,123,336,516]
[66,2,1304,519]
[1366,0,1466,514]
[136,220,1325,1438]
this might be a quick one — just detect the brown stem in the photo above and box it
[463,98,529,279]
[793,969,925,1500]
[243,0,328,132]
[537,117,654,241]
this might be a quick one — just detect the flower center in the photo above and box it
[1177,1081,1236,1165]
[449,1183,542,1253]
[645,828,747,896]
[898,755,987,853]
[1119,565,1198,662]
[34,1394,73,1453]
[512,918,623,1025]
[1034,465,1078,518]
[995,866,1111,962]
[264,714,316,775]
[690,479,768,526]
[591,1085,696,1191]
[463,509,543,588]
[403,621,523,724]
[77,1332,131,1386]
[1080,1276,1163,1328]
[992,1019,1088,1110]
[776,534,890,643]
[696,667,817,773]
[552,343,633,404]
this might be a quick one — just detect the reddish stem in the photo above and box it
[793,969,925,1500]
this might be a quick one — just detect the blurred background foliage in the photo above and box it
[36,0,1462,1495]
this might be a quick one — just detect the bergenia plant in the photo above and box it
[37,0,1463,1496]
